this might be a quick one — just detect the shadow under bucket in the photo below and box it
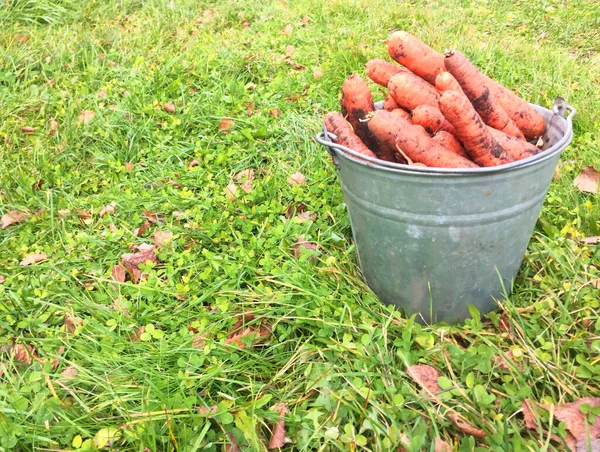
[316,98,576,324]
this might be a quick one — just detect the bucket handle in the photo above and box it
[317,126,342,171]
[553,97,576,121]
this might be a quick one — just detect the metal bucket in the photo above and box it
[315,98,575,323]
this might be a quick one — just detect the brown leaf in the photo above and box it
[283,23,292,35]
[131,325,145,342]
[581,236,600,245]
[51,346,66,370]
[202,9,214,22]
[153,230,173,247]
[144,210,164,224]
[0,275,5,284]
[574,166,599,194]
[60,364,79,379]
[77,209,93,226]
[192,334,207,349]
[1,210,28,228]
[167,179,181,188]
[225,315,271,349]
[14,34,29,43]
[108,222,117,231]
[406,364,442,398]
[225,181,238,201]
[112,264,126,282]
[313,67,323,79]
[434,438,452,452]
[163,102,176,113]
[13,344,37,364]
[285,58,306,71]
[124,162,134,172]
[257,31,264,38]
[241,180,253,193]
[58,209,71,217]
[226,432,241,452]
[49,118,58,136]
[235,168,255,182]
[110,298,130,316]
[134,219,151,237]
[268,403,287,449]
[64,312,83,333]
[269,108,281,118]
[121,244,159,283]
[292,238,318,259]
[32,179,44,190]
[295,211,316,223]
[99,203,116,218]
[173,211,186,220]
[246,102,256,116]
[288,171,306,186]
[20,252,47,266]
[299,16,309,26]
[285,45,295,57]
[497,311,515,338]
[547,397,600,442]
[448,411,487,438]
[197,405,218,415]
[241,19,250,29]
[522,399,539,430]
[188,159,199,168]
[78,110,95,124]
[575,439,600,452]
[96,90,107,99]
[21,126,35,134]
[219,118,235,133]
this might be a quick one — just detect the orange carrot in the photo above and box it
[484,75,546,140]
[411,105,457,135]
[488,127,541,161]
[324,113,377,159]
[367,110,478,168]
[365,59,407,87]
[386,31,445,84]
[432,131,470,160]
[439,90,514,167]
[391,108,412,122]
[444,50,525,140]
[435,71,464,94]
[340,74,378,150]
[388,72,440,111]
[383,95,399,111]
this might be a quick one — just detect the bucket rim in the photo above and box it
[316,99,575,176]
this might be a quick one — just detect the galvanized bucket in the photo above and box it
[315,98,575,323]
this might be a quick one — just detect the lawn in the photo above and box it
[1,0,599,450]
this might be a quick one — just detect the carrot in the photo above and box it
[324,113,377,159]
[388,72,440,111]
[444,50,525,140]
[432,131,470,160]
[439,90,514,167]
[411,105,457,135]
[391,108,412,122]
[383,95,399,111]
[365,59,407,87]
[340,74,378,150]
[367,110,478,168]
[484,75,546,140]
[487,127,541,161]
[435,71,464,95]
[386,31,445,84]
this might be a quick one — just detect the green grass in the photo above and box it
[1,0,599,450]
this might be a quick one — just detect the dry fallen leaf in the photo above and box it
[60,365,79,379]
[134,219,151,237]
[192,333,208,349]
[406,364,442,398]
[167,179,181,188]
[49,118,58,136]
[144,210,164,224]
[241,180,253,193]
[288,171,306,186]
[581,236,600,245]
[202,9,214,22]
[163,102,176,113]
[283,23,292,35]
[574,166,599,194]
[226,432,241,452]
[20,252,47,266]
[284,58,306,71]
[313,67,323,79]
[112,264,126,282]
[300,16,309,26]
[246,101,256,116]
[64,312,83,333]
[269,108,281,118]
[51,346,66,370]
[197,405,218,415]
[434,438,452,452]
[188,159,199,168]
[235,168,255,182]
[0,275,5,284]
[131,325,145,342]
[153,230,173,247]
[121,244,158,283]
[58,209,71,217]
[522,399,539,430]
[99,203,116,218]
[448,411,487,438]
[292,238,318,259]
[110,298,130,316]
[225,181,238,201]
[14,34,29,43]
[268,403,287,449]
[225,314,271,349]
[285,45,295,57]
[295,211,316,223]
[219,118,235,133]
[12,344,37,364]
[124,162,134,172]
[78,110,95,124]
[1,210,28,229]
[77,209,93,226]
[21,126,35,134]
[545,397,600,442]
[575,439,600,452]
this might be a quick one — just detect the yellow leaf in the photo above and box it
[72,435,83,448]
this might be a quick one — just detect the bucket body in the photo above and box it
[317,100,575,323]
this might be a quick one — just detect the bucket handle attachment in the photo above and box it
[553,97,576,121]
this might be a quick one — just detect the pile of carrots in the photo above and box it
[324,32,547,168]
